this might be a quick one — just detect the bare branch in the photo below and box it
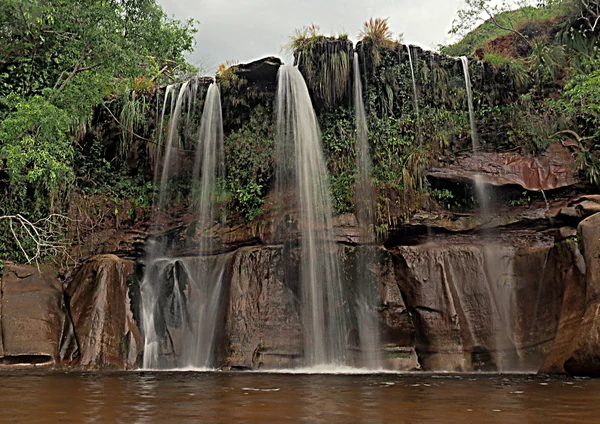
[0,214,72,270]
[549,130,585,150]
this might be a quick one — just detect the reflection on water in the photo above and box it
[0,372,596,423]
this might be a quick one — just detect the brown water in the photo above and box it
[0,371,597,423]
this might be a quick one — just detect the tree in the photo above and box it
[0,0,198,263]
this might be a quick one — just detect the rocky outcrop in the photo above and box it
[60,254,141,369]
[232,56,282,85]
[539,240,587,373]
[427,143,578,191]
[561,213,600,376]
[0,264,64,367]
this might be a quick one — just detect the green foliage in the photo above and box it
[557,62,600,185]
[508,191,533,206]
[118,91,150,160]
[320,108,356,213]
[0,95,74,209]
[429,188,455,209]
[223,108,274,221]
[483,51,514,68]
[445,0,568,56]
[505,58,532,90]
[0,0,196,100]
[576,150,600,186]
[285,24,324,53]
[501,94,565,152]
[528,40,566,87]
[0,0,197,262]
[562,65,600,139]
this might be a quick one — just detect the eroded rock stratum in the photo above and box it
[2,210,599,374]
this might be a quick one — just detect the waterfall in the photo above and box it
[276,65,348,366]
[142,80,194,369]
[141,81,226,370]
[459,56,479,152]
[474,175,519,371]
[406,45,421,146]
[353,53,381,369]
[182,82,226,368]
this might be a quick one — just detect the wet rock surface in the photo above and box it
[0,264,64,367]
[60,254,141,370]
[562,213,600,376]
[390,243,565,372]
[427,143,578,191]
[226,246,303,369]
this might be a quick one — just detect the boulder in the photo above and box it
[563,213,600,376]
[60,254,141,369]
[0,263,63,367]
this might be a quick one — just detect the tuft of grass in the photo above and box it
[359,17,395,47]
[284,24,323,56]
[118,91,148,160]
[358,17,403,69]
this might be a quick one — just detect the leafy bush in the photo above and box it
[223,108,275,221]
[0,95,74,211]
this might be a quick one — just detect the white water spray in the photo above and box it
[276,65,348,366]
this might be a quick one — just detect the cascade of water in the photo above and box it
[157,81,191,211]
[459,56,479,152]
[475,175,520,371]
[153,84,176,187]
[353,53,381,369]
[142,81,194,369]
[276,65,348,366]
[141,81,226,370]
[181,82,226,368]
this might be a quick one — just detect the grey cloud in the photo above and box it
[158,0,464,73]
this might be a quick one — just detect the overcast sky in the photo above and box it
[157,0,470,72]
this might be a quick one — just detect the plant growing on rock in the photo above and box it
[223,108,275,221]
[359,18,396,48]
[286,27,352,108]
[359,17,403,68]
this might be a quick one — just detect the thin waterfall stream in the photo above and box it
[142,80,194,369]
[406,45,422,146]
[353,52,382,369]
[460,56,479,152]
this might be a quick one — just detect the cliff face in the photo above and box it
[1,49,599,374]
[1,206,599,373]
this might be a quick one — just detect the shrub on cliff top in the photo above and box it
[286,26,353,108]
